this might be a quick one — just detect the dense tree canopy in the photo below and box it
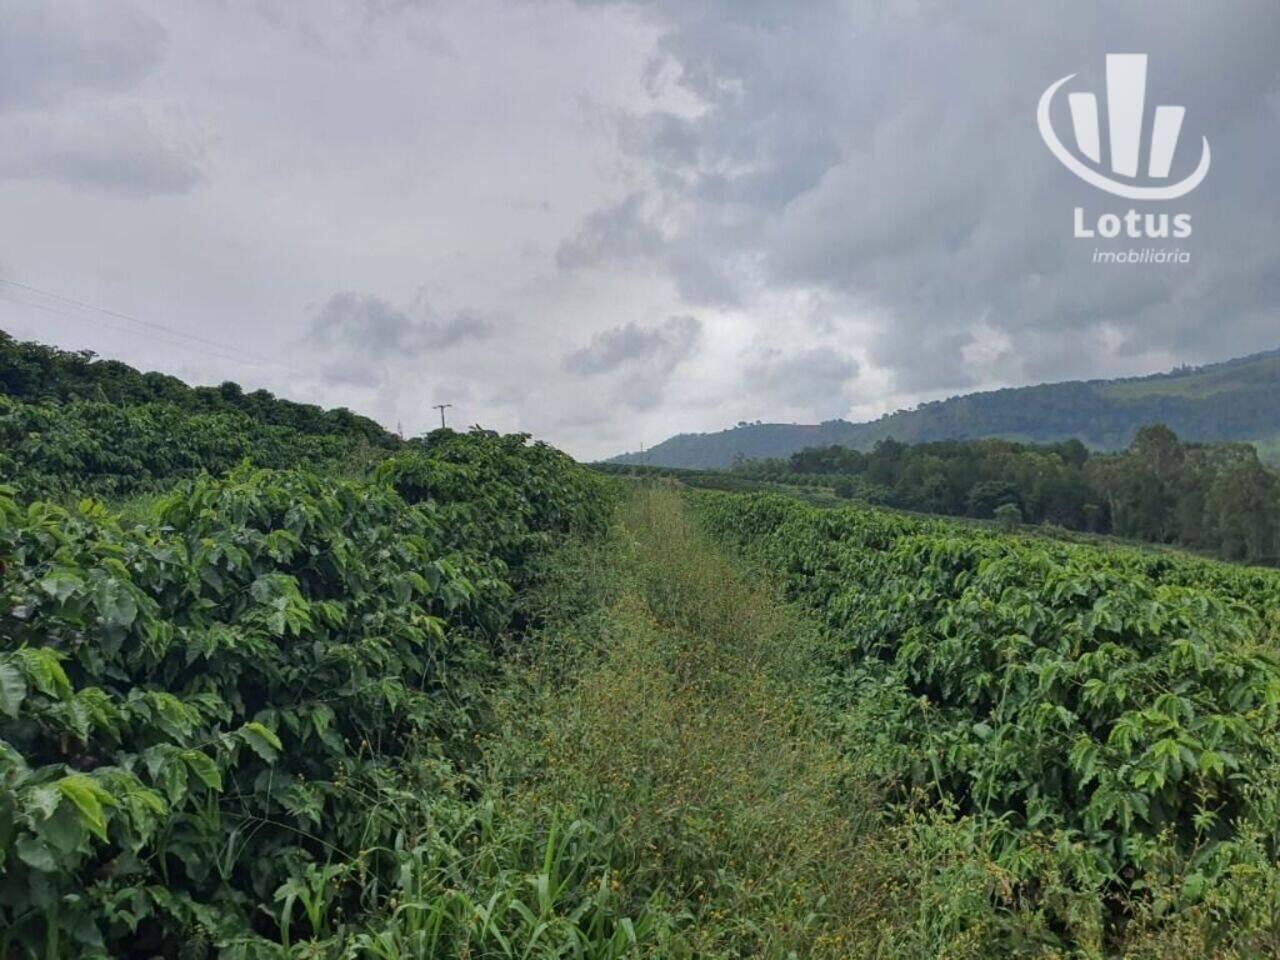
[738,428,1280,563]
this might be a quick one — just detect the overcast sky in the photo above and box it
[1,1,1277,459]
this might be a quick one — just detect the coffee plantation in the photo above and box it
[4,332,1280,957]
[0,434,607,957]
[696,491,1280,952]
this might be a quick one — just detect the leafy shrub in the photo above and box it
[0,330,395,448]
[0,396,381,502]
[382,430,610,571]
[0,431,607,958]
[992,501,1022,530]
[696,492,1280,944]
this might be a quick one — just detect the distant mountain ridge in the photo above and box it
[608,347,1280,469]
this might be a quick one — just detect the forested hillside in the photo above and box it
[610,347,1280,469]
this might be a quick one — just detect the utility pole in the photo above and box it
[432,403,453,429]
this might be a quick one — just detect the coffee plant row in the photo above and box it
[0,430,608,957]
[697,492,1280,937]
[0,396,390,503]
[0,331,394,449]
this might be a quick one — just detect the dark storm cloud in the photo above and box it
[617,110,699,168]
[312,292,492,354]
[0,2,166,113]
[556,188,745,305]
[743,346,859,418]
[0,2,204,195]
[0,105,204,195]
[555,192,664,270]
[562,315,701,411]
[667,250,740,307]
[563,314,700,375]
[309,292,493,386]
[578,0,1280,390]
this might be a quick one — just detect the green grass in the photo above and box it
[479,485,891,957]
[477,484,1171,958]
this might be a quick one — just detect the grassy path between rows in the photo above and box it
[371,485,1257,959]
[480,486,895,957]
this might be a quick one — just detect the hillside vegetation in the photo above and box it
[0,331,394,447]
[0,332,400,502]
[610,347,1280,469]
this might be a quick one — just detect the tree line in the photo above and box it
[736,426,1280,563]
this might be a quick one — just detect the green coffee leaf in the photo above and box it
[0,662,25,718]
[182,750,223,791]
[56,774,115,843]
[240,722,282,763]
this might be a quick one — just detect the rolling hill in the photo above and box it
[609,347,1280,469]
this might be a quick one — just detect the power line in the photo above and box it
[0,276,426,440]
[0,287,283,373]
[0,277,287,367]
[0,277,310,376]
